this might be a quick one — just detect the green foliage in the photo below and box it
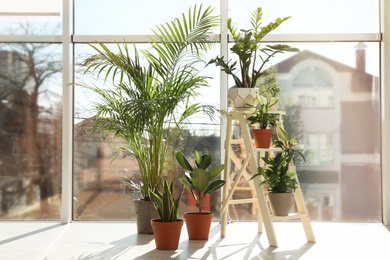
[175,150,225,213]
[81,5,219,200]
[207,7,299,89]
[282,104,310,166]
[149,179,183,222]
[247,95,279,129]
[257,66,281,97]
[250,124,306,193]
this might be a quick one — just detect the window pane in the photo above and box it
[74,43,221,220]
[0,17,61,35]
[0,43,62,220]
[75,0,220,35]
[0,0,60,14]
[229,0,379,34]
[278,42,380,221]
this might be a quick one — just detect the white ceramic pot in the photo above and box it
[228,87,259,110]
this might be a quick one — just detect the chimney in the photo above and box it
[355,42,367,72]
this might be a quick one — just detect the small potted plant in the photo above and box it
[250,125,305,216]
[247,95,280,148]
[207,7,299,110]
[175,150,225,240]
[149,179,184,250]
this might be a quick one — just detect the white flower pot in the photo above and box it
[228,87,259,110]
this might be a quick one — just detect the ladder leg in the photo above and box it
[294,178,316,243]
[221,114,233,237]
[252,177,278,247]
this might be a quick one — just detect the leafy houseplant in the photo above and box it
[81,4,219,233]
[175,151,225,213]
[250,125,306,216]
[207,7,299,110]
[149,179,183,222]
[247,95,280,148]
[149,179,183,250]
[175,150,225,240]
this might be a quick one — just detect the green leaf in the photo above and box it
[175,151,193,171]
[190,168,209,191]
[209,164,225,180]
[204,180,226,195]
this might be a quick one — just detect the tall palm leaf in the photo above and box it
[81,4,219,200]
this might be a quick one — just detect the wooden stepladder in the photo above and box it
[220,110,316,248]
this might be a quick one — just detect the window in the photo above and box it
[0,1,385,223]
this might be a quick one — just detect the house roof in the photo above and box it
[275,49,378,92]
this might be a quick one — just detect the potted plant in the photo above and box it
[81,4,219,234]
[250,125,305,216]
[257,66,281,111]
[207,7,299,110]
[175,150,225,240]
[149,179,183,250]
[247,95,280,148]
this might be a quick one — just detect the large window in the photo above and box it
[0,1,385,223]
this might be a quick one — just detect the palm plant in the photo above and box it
[81,4,219,200]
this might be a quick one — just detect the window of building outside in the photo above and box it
[0,0,382,223]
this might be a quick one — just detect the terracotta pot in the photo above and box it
[151,219,183,250]
[184,212,213,240]
[268,192,294,216]
[134,199,159,234]
[228,87,259,110]
[185,190,211,211]
[252,128,273,148]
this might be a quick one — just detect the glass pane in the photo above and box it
[74,43,221,220]
[226,42,380,222]
[228,0,379,34]
[0,43,62,219]
[0,0,60,15]
[75,0,220,35]
[0,17,61,35]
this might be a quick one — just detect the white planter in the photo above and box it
[268,192,294,216]
[228,87,259,110]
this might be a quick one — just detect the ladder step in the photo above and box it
[270,213,308,220]
[226,198,258,205]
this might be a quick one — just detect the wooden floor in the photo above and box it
[0,221,389,259]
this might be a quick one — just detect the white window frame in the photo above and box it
[0,0,388,225]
